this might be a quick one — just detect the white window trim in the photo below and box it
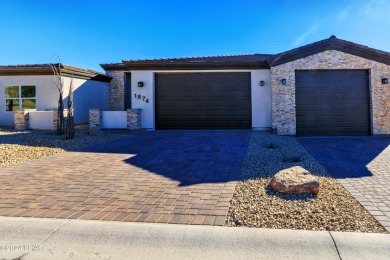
[4,85,36,112]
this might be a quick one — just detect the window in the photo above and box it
[5,85,36,111]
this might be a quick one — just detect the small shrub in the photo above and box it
[266,143,277,149]
[283,156,302,163]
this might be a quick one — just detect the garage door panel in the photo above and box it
[317,103,334,111]
[333,116,346,122]
[296,70,370,136]
[331,93,345,99]
[316,93,333,99]
[304,98,320,105]
[346,92,368,99]
[156,73,251,129]
[297,115,317,123]
[346,126,370,133]
[180,111,201,117]
[304,92,321,100]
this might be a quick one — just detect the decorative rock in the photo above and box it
[269,166,319,194]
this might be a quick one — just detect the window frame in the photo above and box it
[4,85,37,112]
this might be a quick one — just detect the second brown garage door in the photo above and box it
[295,70,370,136]
[155,73,251,129]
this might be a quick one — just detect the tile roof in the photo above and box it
[101,36,390,70]
[270,35,390,66]
[101,54,274,70]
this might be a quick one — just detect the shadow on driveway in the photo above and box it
[78,130,251,186]
[297,136,390,178]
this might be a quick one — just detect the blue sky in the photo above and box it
[0,0,389,72]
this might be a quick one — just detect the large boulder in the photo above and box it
[269,166,319,194]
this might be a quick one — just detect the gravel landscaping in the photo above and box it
[226,131,387,233]
[0,128,129,168]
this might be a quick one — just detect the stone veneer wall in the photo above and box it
[89,109,141,130]
[14,111,29,130]
[271,50,390,135]
[106,70,125,111]
[14,110,62,130]
[89,109,102,130]
[127,109,141,130]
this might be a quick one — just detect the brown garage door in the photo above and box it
[296,70,370,136]
[155,73,251,129]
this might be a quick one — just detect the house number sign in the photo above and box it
[134,94,149,103]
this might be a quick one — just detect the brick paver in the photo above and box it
[298,136,390,232]
[0,131,250,226]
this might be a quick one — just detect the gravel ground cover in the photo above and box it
[0,128,130,168]
[226,131,387,233]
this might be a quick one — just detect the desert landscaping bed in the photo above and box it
[226,131,387,233]
[0,128,129,168]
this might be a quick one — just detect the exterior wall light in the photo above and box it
[260,81,265,86]
[138,81,144,87]
[281,79,287,85]
[382,78,389,84]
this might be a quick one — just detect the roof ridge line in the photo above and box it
[121,53,274,62]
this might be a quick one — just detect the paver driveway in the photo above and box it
[0,131,251,226]
[298,137,390,232]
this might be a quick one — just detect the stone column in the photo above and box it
[127,109,141,130]
[89,109,102,130]
[53,111,58,130]
[14,110,29,130]
[52,109,68,130]
[106,71,125,111]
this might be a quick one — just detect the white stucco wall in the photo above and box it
[0,76,58,126]
[102,111,127,129]
[63,77,109,124]
[128,70,272,130]
[0,75,108,126]
[250,70,272,129]
[130,71,155,129]
[29,111,54,129]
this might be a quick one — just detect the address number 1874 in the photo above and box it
[134,94,149,103]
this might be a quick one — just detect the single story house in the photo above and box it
[101,36,390,136]
[0,64,111,127]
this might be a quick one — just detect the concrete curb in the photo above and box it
[0,217,389,259]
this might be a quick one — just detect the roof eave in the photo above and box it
[61,66,112,82]
[0,65,111,82]
[100,63,127,71]
[0,67,53,76]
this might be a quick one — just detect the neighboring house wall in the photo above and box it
[271,50,390,135]
[0,76,58,126]
[0,76,108,126]
[107,69,272,130]
[63,77,109,124]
